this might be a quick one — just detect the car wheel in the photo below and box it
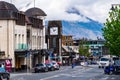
[0,76,3,80]
[35,70,38,73]
[114,68,118,75]
[7,77,10,80]
[51,67,54,71]
[109,71,113,75]
[104,72,107,74]
[45,68,48,72]
[98,66,101,68]
[57,67,59,70]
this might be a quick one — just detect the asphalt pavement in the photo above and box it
[10,65,120,80]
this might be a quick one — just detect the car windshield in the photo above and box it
[100,58,109,61]
[35,64,43,67]
[46,63,52,66]
[0,67,5,72]
[52,62,56,64]
[114,60,120,65]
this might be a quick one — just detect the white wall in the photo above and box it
[0,20,15,67]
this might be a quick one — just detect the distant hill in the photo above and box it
[62,7,104,40]
[62,20,104,40]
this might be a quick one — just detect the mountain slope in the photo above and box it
[62,7,104,40]
[62,20,104,40]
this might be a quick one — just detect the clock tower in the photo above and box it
[48,20,62,60]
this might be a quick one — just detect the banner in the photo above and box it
[5,59,12,72]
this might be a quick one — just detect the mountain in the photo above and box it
[61,7,104,40]
[62,20,104,40]
[19,2,104,40]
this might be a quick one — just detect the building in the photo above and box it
[0,1,47,71]
[25,7,47,69]
[73,39,108,57]
[62,35,79,65]
[0,1,27,71]
[62,35,73,46]
[87,39,106,56]
[47,20,62,62]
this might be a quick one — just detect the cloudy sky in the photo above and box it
[2,0,120,23]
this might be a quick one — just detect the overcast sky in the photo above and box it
[2,0,120,23]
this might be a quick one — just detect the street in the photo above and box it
[10,65,120,80]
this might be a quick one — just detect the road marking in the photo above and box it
[12,77,25,80]
[101,76,109,80]
[40,67,93,80]
[40,75,60,80]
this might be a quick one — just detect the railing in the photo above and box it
[16,44,28,50]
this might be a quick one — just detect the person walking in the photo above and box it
[71,59,76,69]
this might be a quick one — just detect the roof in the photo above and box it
[25,16,32,25]
[25,7,47,17]
[48,20,62,27]
[0,1,18,19]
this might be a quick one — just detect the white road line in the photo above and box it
[40,75,61,80]
[40,67,93,80]
[102,76,110,80]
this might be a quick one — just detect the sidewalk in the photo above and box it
[10,68,34,75]
[10,69,34,78]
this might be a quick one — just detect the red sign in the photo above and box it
[5,59,12,72]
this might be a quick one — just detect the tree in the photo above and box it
[102,6,120,56]
[78,39,90,57]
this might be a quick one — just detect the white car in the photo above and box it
[98,57,113,68]
[52,61,60,70]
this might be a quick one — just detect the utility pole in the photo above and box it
[34,0,35,8]
[10,0,12,3]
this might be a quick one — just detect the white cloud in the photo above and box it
[2,0,120,23]
[78,28,100,40]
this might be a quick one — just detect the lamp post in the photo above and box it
[59,36,62,63]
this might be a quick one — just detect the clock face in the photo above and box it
[50,27,58,35]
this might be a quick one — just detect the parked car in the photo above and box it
[0,66,10,80]
[34,63,48,72]
[104,60,120,75]
[52,61,60,70]
[45,63,55,71]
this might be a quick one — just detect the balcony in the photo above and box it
[16,44,28,50]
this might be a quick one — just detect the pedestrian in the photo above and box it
[71,59,76,69]
[1,63,5,68]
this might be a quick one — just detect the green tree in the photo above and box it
[102,6,120,56]
[78,39,90,57]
